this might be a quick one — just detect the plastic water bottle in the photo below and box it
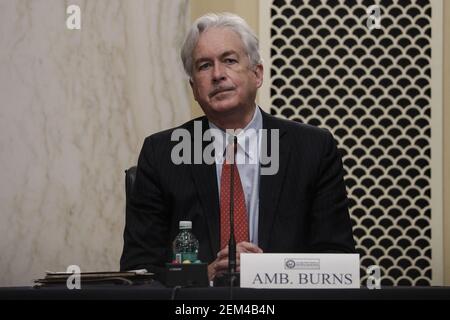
[173,221,199,263]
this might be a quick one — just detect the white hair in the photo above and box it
[180,13,262,78]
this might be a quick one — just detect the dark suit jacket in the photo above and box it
[120,109,355,273]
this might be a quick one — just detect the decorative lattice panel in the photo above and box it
[268,0,434,285]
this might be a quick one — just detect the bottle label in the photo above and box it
[181,252,197,262]
[174,252,197,263]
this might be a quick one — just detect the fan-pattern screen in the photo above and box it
[269,0,432,285]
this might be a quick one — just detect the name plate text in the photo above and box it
[240,253,360,289]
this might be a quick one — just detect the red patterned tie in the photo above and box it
[220,142,249,249]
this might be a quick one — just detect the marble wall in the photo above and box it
[0,0,190,286]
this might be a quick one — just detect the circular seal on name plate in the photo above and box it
[285,259,295,269]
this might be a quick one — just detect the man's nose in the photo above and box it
[212,63,226,82]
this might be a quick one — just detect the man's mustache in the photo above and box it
[209,86,235,98]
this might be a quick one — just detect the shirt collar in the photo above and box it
[209,106,262,162]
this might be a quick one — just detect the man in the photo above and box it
[120,13,355,281]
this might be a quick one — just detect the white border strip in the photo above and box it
[259,0,272,113]
[430,0,443,286]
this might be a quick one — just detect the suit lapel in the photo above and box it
[189,117,221,257]
[258,111,290,251]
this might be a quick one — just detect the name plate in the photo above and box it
[240,253,360,289]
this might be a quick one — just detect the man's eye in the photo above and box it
[198,63,210,70]
[225,58,237,64]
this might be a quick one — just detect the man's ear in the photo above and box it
[253,63,264,89]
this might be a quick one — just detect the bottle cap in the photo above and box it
[179,221,192,229]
